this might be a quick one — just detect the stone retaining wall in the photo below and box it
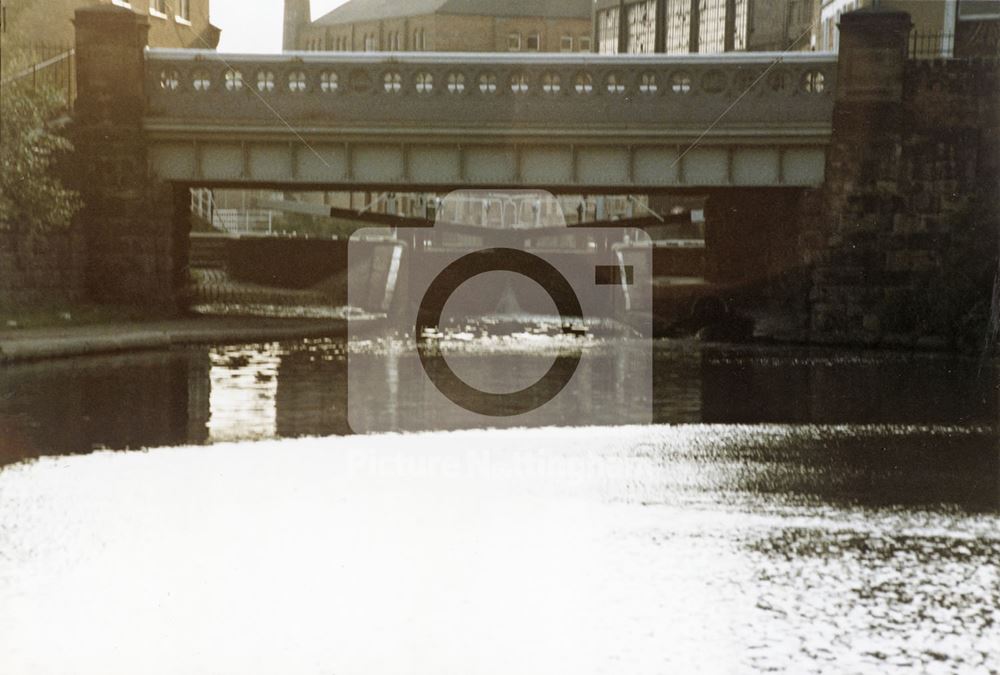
[806,11,999,350]
[0,223,85,307]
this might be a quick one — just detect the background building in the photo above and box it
[819,0,959,53]
[283,0,594,52]
[1,0,219,53]
[270,0,608,232]
[595,0,818,54]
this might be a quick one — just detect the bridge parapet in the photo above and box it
[145,51,836,134]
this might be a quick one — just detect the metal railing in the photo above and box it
[908,32,955,60]
[0,44,76,108]
[212,209,276,235]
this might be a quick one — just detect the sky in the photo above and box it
[214,0,349,53]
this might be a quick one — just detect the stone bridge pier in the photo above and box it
[71,6,189,310]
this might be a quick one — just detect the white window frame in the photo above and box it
[579,35,592,52]
[526,32,540,51]
[111,0,132,8]
[148,0,167,19]
[175,0,191,25]
[560,35,574,52]
[507,32,521,51]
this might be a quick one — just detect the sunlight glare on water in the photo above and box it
[0,425,997,675]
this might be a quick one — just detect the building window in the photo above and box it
[578,36,592,52]
[526,32,540,51]
[639,73,657,94]
[364,34,376,51]
[224,68,244,91]
[667,0,691,53]
[177,0,190,22]
[412,28,426,50]
[507,33,521,51]
[574,72,593,94]
[698,0,747,53]
[606,73,626,94]
[542,73,561,94]
[626,0,656,54]
[510,72,529,94]
[561,35,573,52]
[597,7,619,54]
[149,0,167,17]
[447,72,465,93]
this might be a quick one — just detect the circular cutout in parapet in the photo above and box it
[767,69,794,93]
[349,70,371,93]
[702,70,729,94]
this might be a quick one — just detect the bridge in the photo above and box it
[71,5,944,323]
[145,50,836,191]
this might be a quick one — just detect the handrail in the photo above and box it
[0,48,75,87]
[146,47,838,66]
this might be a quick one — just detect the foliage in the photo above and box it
[0,80,82,232]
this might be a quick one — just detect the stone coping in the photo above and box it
[0,317,347,364]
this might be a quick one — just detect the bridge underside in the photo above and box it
[148,134,827,192]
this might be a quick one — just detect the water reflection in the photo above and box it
[0,351,209,461]
[1,339,996,464]
[207,347,280,442]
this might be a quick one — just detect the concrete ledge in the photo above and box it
[0,318,347,364]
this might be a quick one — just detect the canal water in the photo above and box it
[0,338,997,674]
